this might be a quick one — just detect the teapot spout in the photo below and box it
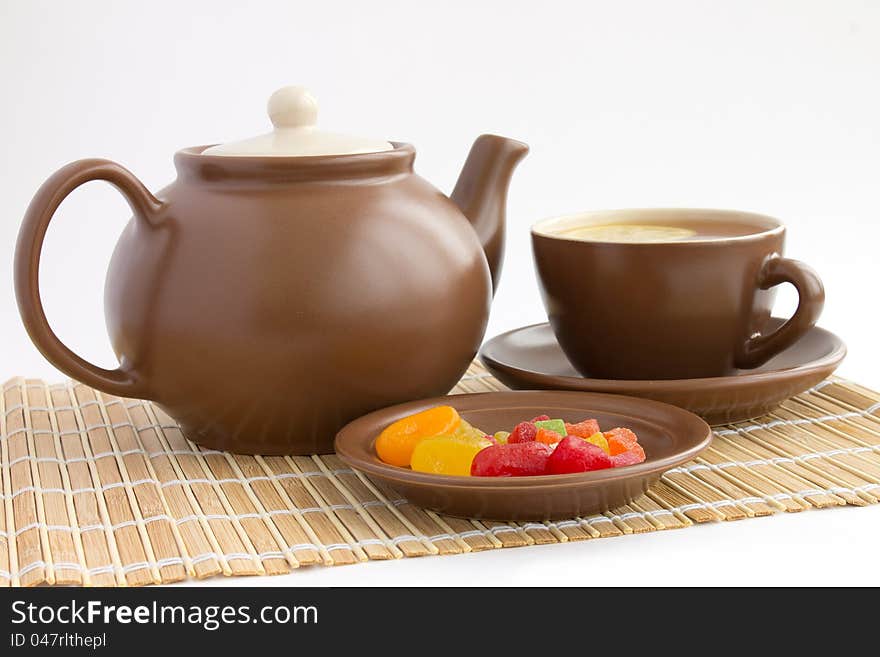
[451,134,528,293]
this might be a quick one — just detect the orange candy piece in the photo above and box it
[585,431,610,454]
[375,405,461,467]
[604,427,640,456]
[611,443,646,467]
[535,427,563,445]
[565,419,601,439]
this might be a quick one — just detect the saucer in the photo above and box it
[335,390,712,520]
[480,318,846,425]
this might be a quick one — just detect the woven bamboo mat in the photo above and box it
[2,361,879,587]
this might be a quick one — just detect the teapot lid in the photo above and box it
[202,86,394,157]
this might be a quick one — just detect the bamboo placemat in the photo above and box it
[2,361,879,586]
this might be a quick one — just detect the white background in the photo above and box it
[1,0,878,586]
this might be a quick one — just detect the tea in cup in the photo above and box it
[531,209,825,380]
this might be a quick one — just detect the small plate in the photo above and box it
[480,319,846,424]
[334,390,711,521]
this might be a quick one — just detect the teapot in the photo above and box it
[15,86,528,454]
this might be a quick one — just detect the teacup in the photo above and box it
[531,208,825,380]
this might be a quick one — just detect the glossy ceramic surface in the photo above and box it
[532,209,825,379]
[480,319,846,424]
[335,390,712,520]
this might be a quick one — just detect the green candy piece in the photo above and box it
[493,431,510,445]
[534,419,566,436]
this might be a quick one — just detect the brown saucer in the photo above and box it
[480,319,846,425]
[334,391,712,521]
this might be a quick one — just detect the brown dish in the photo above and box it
[480,319,846,425]
[334,391,712,520]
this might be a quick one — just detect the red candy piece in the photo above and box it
[546,436,613,474]
[508,421,537,444]
[605,427,639,455]
[564,419,601,439]
[471,442,553,477]
[610,443,646,467]
[530,414,551,422]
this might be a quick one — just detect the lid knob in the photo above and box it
[203,85,393,156]
[268,86,318,129]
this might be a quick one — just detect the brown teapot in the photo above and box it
[15,86,528,454]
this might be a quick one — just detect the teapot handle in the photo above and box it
[14,159,163,399]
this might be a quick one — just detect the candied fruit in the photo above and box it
[585,431,610,454]
[374,405,645,478]
[605,427,640,456]
[546,436,613,474]
[470,442,553,477]
[534,419,566,436]
[375,405,460,467]
[535,427,563,445]
[611,443,647,467]
[565,419,601,439]
[508,421,537,444]
[410,435,492,476]
[454,418,487,442]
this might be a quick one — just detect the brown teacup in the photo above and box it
[531,209,825,380]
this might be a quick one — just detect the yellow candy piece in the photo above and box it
[454,419,487,441]
[410,435,492,476]
[493,431,510,445]
[586,432,610,454]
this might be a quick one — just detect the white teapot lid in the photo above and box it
[203,86,394,157]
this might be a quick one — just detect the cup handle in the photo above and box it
[14,159,163,399]
[736,255,825,369]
